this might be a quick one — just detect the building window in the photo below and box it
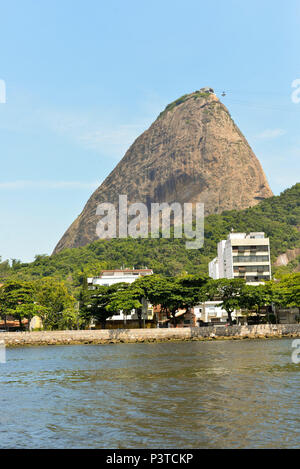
[234,265,270,273]
[233,255,269,263]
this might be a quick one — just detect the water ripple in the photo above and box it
[0,339,299,448]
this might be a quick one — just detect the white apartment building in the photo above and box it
[209,232,271,285]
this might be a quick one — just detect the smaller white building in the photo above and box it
[87,268,153,287]
[87,269,154,323]
[194,301,238,325]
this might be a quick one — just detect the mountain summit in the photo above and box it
[54,88,273,253]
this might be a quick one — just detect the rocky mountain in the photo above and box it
[54,88,273,253]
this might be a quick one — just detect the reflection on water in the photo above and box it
[0,339,299,448]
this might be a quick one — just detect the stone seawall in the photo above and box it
[1,324,300,347]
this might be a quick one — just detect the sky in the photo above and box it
[0,0,299,262]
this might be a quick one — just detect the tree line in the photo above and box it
[0,272,299,331]
[80,273,300,328]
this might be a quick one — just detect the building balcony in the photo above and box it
[233,255,270,263]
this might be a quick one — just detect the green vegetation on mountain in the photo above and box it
[157,89,211,119]
[0,184,299,298]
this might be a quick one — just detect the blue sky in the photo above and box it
[0,0,299,262]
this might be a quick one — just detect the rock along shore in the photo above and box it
[1,324,300,347]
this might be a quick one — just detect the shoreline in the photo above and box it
[2,324,300,347]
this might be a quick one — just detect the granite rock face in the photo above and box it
[54,89,272,253]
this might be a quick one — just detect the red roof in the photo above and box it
[0,319,28,327]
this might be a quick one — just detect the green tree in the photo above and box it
[0,285,8,330]
[34,278,76,330]
[207,278,245,325]
[133,274,174,324]
[239,284,269,323]
[0,280,35,329]
[13,303,45,329]
[106,283,142,328]
[80,282,131,328]
[177,274,208,311]
[134,273,208,326]
[124,281,149,328]
[57,307,83,330]
[271,273,300,309]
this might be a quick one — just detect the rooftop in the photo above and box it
[100,269,153,274]
[99,269,154,277]
[227,232,266,240]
